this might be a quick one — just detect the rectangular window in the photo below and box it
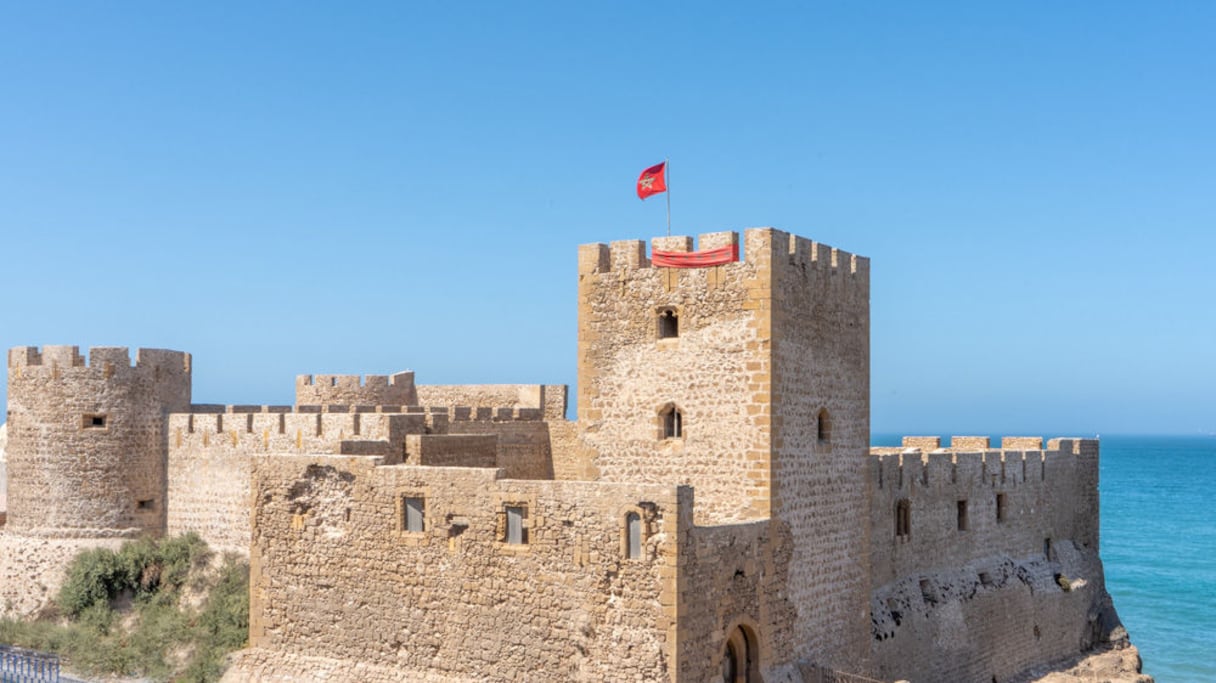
[626,512,642,559]
[996,493,1007,523]
[506,505,527,545]
[957,500,968,531]
[404,497,425,533]
[83,413,107,429]
[136,499,155,511]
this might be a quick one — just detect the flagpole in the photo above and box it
[665,157,671,236]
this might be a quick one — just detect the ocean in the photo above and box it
[873,433,1216,682]
[1101,435,1216,682]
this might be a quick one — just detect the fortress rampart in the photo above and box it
[165,402,561,554]
[295,372,418,407]
[239,454,686,682]
[866,436,1109,682]
[869,436,1100,582]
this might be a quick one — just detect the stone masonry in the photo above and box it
[0,228,1143,682]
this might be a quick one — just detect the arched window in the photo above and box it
[626,512,642,559]
[660,404,683,440]
[895,499,911,538]
[658,308,679,339]
[816,408,831,444]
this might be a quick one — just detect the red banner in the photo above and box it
[652,243,739,268]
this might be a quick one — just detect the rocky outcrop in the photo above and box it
[1019,643,1152,682]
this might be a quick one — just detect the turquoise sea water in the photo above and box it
[1100,435,1216,682]
[873,433,1216,682]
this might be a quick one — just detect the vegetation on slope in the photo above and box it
[0,533,249,682]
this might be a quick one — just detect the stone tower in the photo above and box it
[576,228,872,670]
[5,346,191,535]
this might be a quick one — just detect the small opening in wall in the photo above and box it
[816,408,831,444]
[404,497,425,533]
[626,512,642,559]
[957,500,969,531]
[136,499,155,511]
[658,308,679,339]
[996,493,1007,523]
[83,414,107,429]
[919,578,936,605]
[979,572,993,587]
[505,505,528,545]
[661,405,683,440]
[1044,537,1052,560]
[895,499,911,538]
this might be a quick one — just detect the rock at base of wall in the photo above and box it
[1016,643,1153,683]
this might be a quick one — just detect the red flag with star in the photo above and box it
[636,162,667,200]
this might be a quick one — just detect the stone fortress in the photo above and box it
[0,228,1145,682]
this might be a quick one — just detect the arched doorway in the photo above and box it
[721,624,760,682]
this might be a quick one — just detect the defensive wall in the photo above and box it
[866,436,1117,683]
[231,454,685,682]
[166,403,560,556]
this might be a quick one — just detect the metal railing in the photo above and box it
[0,644,60,683]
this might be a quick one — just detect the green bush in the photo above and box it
[0,534,248,682]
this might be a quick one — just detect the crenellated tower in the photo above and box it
[577,227,872,671]
[5,345,191,535]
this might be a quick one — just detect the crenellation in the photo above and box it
[1002,436,1044,450]
[652,235,692,253]
[902,436,942,450]
[952,435,991,449]
[609,238,648,270]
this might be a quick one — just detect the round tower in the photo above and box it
[5,345,191,535]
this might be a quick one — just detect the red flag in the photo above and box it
[636,162,667,200]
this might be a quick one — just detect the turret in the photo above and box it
[5,346,191,535]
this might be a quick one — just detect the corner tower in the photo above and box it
[5,346,191,535]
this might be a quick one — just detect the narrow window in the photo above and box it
[1044,537,1052,560]
[957,500,968,531]
[895,499,911,538]
[816,408,831,444]
[506,505,527,545]
[658,308,679,339]
[83,413,107,429]
[136,499,155,511]
[404,497,425,533]
[996,493,1007,523]
[626,512,642,559]
[661,405,683,440]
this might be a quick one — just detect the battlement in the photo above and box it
[872,435,1097,455]
[577,228,869,279]
[7,345,191,373]
[295,371,417,407]
[296,372,414,390]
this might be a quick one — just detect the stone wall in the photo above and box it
[416,384,568,420]
[767,230,873,673]
[239,455,684,683]
[295,372,417,407]
[0,532,127,616]
[867,437,1112,682]
[576,231,770,525]
[868,437,1099,584]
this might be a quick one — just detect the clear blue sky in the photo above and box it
[2,2,1213,436]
